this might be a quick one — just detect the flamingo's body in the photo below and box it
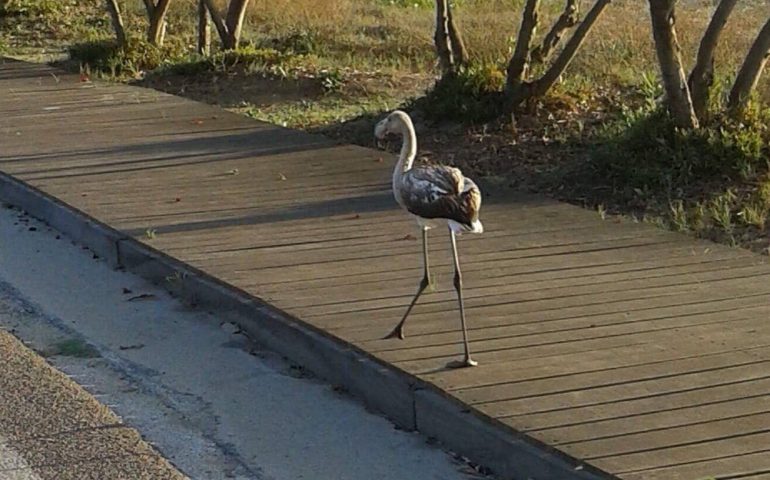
[374,110,482,368]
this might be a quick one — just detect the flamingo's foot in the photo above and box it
[447,356,478,369]
[384,325,405,340]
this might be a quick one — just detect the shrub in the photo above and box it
[68,36,184,77]
[0,0,62,17]
[414,63,505,123]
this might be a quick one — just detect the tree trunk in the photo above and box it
[198,0,210,55]
[224,0,251,49]
[446,2,468,67]
[728,17,770,115]
[203,0,229,46]
[434,0,455,74]
[104,0,126,48]
[142,0,155,17]
[508,0,610,109]
[649,0,699,129]
[203,0,251,49]
[505,0,540,95]
[147,0,172,46]
[688,0,738,121]
[530,0,579,65]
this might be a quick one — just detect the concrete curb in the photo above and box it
[0,173,122,267]
[0,172,616,480]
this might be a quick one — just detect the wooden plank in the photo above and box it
[599,431,770,477]
[507,377,770,451]
[477,354,770,418]
[618,449,770,479]
[431,310,770,392]
[566,412,770,461]
[526,382,770,443]
[449,314,770,403]
[316,277,770,338]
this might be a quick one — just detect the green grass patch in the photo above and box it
[47,338,100,358]
[158,45,301,77]
[244,94,397,130]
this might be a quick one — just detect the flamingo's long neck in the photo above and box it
[395,116,417,175]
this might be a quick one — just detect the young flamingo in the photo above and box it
[374,110,483,368]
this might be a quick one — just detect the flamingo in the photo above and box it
[374,110,482,368]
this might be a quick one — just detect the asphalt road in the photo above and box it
[0,202,487,480]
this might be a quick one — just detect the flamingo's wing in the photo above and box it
[401,166,480,229]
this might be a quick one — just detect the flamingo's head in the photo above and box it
[374,110,411,140]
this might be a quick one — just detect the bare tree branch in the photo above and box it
[148,0,172,45]
[104,0,126,48]
[435,0,455,74]
[688,0,738,121]
[224,0,251,49]
[509,0,611,109]
[201,0,250,49]
[446,2,468,67]
[198,0,211,55]
[649,0,699,128]
[530,0,579,65]
[203,0,230,46]
[728,16,770,115]
[142,0,155,17]
[505,0,540,95]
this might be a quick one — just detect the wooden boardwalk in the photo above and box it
[3,57,770,479]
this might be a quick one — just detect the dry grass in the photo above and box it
[233,0,768,97]
[10,0,766,98]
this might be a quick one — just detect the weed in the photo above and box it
[262,30,318,55]
[758,179,770,207]
[669,200,688,231]
[596,204,607,220]
[708,190,735,233]
[690,202,707,233]
[637,70,663,108]
[738,202,767,230]
[320,69,344,93]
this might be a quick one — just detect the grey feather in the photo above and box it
[397,165,481,229]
